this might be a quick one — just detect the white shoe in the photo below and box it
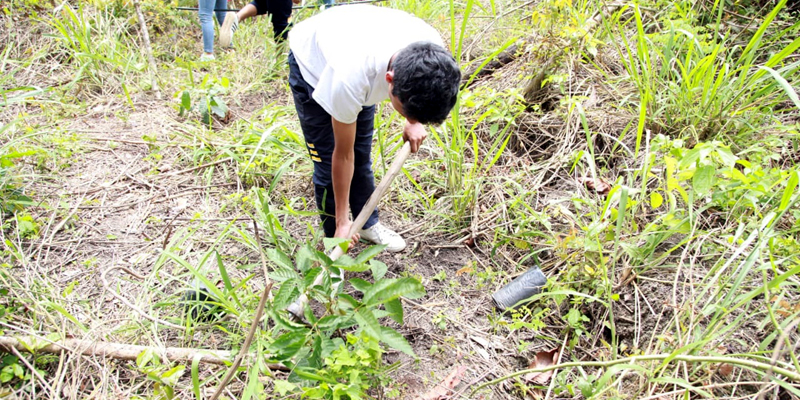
[199,53,215,62]
[220,12,238,48]
[359,222,406,252]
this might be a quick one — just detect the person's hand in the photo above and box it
[334,220,360,250]
[403,120,427,153]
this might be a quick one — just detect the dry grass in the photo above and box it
[1,0,799,399]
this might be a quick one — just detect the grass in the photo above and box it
[0,0,799,398]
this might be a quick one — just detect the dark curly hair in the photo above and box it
[390,42,461,125]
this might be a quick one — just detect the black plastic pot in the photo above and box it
[491,266,547,311]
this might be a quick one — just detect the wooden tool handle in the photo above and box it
[288,141,412,318]
[328,141,412,261]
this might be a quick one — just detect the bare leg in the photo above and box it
[236,3,258,22]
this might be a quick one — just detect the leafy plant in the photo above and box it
[135,350,185,400]
[260,236,423,398]
[177,73,230,126]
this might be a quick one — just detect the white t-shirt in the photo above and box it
[289,5,445,124]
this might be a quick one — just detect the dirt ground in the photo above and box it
[10,90,711,399]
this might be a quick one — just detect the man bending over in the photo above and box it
[287,5,461,251]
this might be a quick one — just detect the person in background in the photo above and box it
[219,0,300,48]
[287,5,461,251]
[198,0,227,61]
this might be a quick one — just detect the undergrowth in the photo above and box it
[0,0,798,398]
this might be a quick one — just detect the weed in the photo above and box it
[176,73,230,126]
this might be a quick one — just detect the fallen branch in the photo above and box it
[0,336,290,371]
[471,354,800,396]
[0,336,229,365]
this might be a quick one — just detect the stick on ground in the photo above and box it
[0,336,230,365]
[133,0,162,99]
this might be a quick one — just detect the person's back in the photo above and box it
[289,5,446,123]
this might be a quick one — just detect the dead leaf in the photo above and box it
[523,349,559,385]
[416,365,467,400]
[470,336,490,348]
[577,177,612,196]
[525,388,544,400]
[718,363,734,377]
[456,265,474,276]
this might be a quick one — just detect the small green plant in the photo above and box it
[274,332,393,399]
[242,192,425,399]
[0,121,34,218]
[134,350,185,400]
[0,355,27,385]
[177,73,230,126]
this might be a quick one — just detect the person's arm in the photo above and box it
[331,117,360,241]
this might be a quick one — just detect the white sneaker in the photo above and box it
[199,53,215,62]
[359,222,406,252]
[220,12,238,48]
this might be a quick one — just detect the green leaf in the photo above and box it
[269,331,308,360]
[759,66,800,111]
[370,260,388,281]
[137,348,156,369]
[216,251,240,307]
[780,171,798,211]
[160,365,185,386]
[354,244,386,264]
[333,255,370,272]
[317,315,345,331]
[323,237,349,252]
[274,380,297,395]
[384,298,403,324]
[338,293,360,309]
[715,146,737,168]
[650,191,664,209]
[692,165,715,195]
[273,280,299,309]
[295,369,338,384]
[353,308,382,340]
[302,267,323,289]
[191,354,202,400]
[180,90,191,111]
[269,267,297,282]
[210,99,227,118]
[363,277,425,307]
[0,367,12,383]
[295,245,314,273]
[349,278,372,293]
[380,327,415,356]
[42,301,88,332]
[266,248,293,270]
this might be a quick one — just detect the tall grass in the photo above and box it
[47,4,147,93]
[610,0,800,145]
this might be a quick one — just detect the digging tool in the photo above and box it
[287,141,412,320]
